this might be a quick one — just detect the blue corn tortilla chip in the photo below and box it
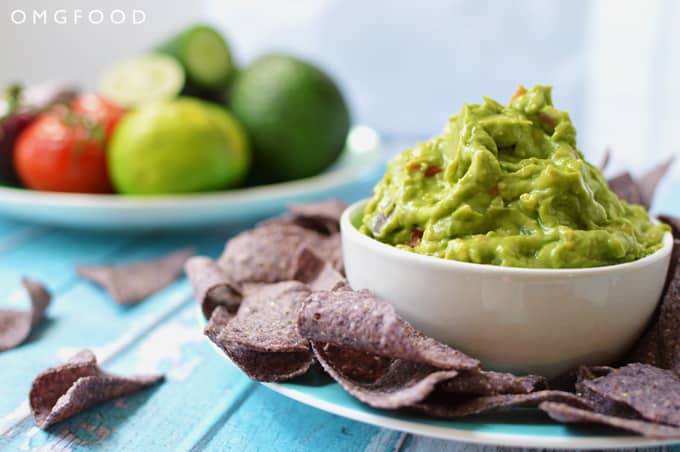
[312,342,459,410]
[660,215,680,238]
[205,282,313,382]
[625,239,680,370]
[540,402,680,439]
[314,344,392,382]
[288,199,347,235]
[260,199,347,235]
[577,363,680,427]
[608,173,644,206]
[185,256,241,320]
[29,350,163,429]
[599,148,611,171]
[637,157,674,209]
[0,278,51,352]
[77,247,195,305]
[413,390,592,419]
[298,285,479,370]
[441,370,546,396]
[218,224,342,289]
[292,248,346,292]
[607,157,673,209]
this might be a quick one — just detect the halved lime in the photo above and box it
[99,53,185,107]
[157,25,234,91]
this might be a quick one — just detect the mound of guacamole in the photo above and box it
[361,85,667,268]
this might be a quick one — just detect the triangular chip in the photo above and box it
[577,363,680,427]
[608,172,644,206]
[29,350,163,428]
[608,157,673,209]
[77,248,194,305]
[637,157,674,209]
[298,286,479,370]
[0,278,51,352]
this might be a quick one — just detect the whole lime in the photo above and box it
[109,97,249,194]
[229,54,350,181]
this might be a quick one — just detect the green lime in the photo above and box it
[99,53,185,107]
[157,24,234,91]
[108,97,250,195]
[229,54,351,181]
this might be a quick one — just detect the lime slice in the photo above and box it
[99,54,185,107]
[157,25,233,91]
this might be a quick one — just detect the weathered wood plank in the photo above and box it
[0,227,234,430]
[197,385,403,452]
[0,300,396,451]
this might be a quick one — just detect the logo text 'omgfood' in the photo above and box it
[10,9,146,25]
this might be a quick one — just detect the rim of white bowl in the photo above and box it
[341,199,674,277]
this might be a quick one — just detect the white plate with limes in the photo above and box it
[0,126,384,230]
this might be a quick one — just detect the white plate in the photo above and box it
[199,308,678,450]
[262,379,678,450]
[0,126,383,230]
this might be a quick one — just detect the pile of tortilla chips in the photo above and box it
[187,161,680,439]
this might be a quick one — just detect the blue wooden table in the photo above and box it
[0,139,678,451]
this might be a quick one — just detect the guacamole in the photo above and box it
[361,85,668,268]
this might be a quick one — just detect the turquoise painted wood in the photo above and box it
[0,138,679,451]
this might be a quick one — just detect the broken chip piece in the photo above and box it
[29,350,163,429]
[77,247,195,305]
[298,286,479,370]
[185,256,241,320]
[205,281,313,381]
[540,402,680,439]
[0,278,51,352]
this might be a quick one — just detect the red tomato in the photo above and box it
[71,94,125,140]
[14,108,114,193]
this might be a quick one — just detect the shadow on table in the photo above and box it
[46,384,162,447]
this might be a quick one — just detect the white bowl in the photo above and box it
[340,200,674,378]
